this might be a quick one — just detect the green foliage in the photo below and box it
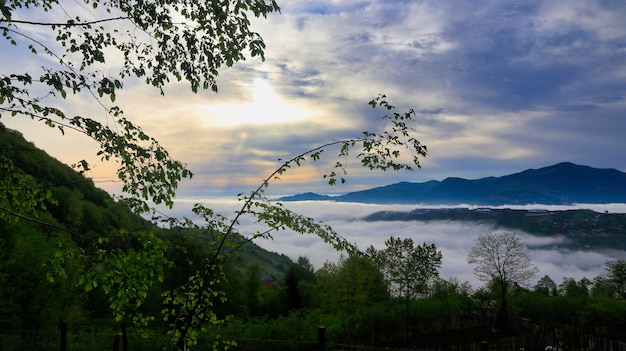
[80,231,172,327]
[0,125,288,339]
[369,236,442,299]
[1,0,280,213]
[305,254,389,344]
[605,259,626,299]
[0,154,55,222]
[244,263,262,317]
[514,275,626,338]
[283,258,316,311]
[314,254,388,312]
[367,237,442,346]
[0,220,83,330]
[581,295,626,334]
[427,278,474,330]
[534,275,558,296]
[0,125,57,221]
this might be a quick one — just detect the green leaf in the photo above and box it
[1,2,11,22]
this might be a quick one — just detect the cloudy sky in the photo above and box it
[3,0,626,200]
[3,0,626,288]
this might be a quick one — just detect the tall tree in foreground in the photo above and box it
[605,259,626,300]
[314,254,388,344]
[467,232,538,330]
[368,237,442,345]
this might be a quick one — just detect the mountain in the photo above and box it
[278,192,334,201]
[279,162,626,205]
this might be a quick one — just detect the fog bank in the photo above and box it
[163,199,626,289]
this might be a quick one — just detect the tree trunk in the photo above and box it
[404,295,409,347]
[499,282,509,331]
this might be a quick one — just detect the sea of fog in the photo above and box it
[161,199,626,289]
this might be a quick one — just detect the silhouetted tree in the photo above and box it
[467,232,538,330]
[368,237,442,345]
[534,275,558,296]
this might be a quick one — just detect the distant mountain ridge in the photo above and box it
[279,162,626,205]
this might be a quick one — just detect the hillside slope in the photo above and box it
[0,122,292,276]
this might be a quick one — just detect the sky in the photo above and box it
[2,1,626,287]
[2,0,626,200]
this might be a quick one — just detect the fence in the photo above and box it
[1,325,624,351]
[0,329,172,351]
[0,324,322,351]
[333,322,626,351]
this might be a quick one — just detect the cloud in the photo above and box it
[4,0,626,198]
[160,199,625,290]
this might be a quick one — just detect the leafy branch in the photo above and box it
[2,0,282,214]
[1,2,430,350]
[154,95,427,347]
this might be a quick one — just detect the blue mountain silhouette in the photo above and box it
[279,162,626,205]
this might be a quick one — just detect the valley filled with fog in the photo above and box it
[167,199,626,289]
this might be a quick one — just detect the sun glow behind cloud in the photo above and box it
[4,0,626,198]
[207,78,311,127]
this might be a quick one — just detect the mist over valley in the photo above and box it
[167,198,626,289]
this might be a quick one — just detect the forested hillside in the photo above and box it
[0,123,293,331]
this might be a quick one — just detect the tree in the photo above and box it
[1,0,279,213]
[368,237,442,345]
[2,1,429,349]
[296,256,315,275]
[370,237,442,299]
[243,263,262,317]
[467,232,538,329]
[313,254,388,344]
[283,257,315,311]
[429,278,473,330]
[534,275,558,296]
[0,219,83,332]
[557,277,591,331]
[590,275,614,299]
[559,277,591,299]
[605,259,626,300]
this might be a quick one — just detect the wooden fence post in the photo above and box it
[59,321,67,351]
[318,326,326,351]
[480,340,488,351]
[121,324,128,351]
[113,333,121,351]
